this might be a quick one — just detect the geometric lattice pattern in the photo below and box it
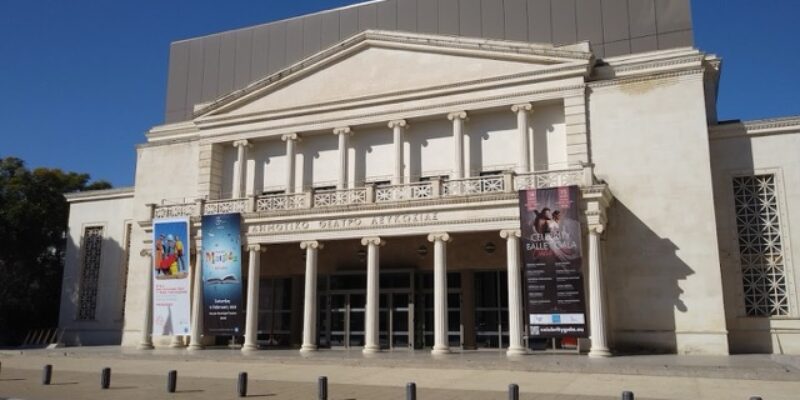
[732,174,789,317]
[77,226,104,321]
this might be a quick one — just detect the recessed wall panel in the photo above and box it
[438,0,460,35]
[527,0,551,44]
[504,0,528,41]
[480,0,504,39]
[234,29,253,89]
[551,0,577,45]
[576,0,603,45]
[459,0,481,38]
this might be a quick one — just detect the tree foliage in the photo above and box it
[0,157,111,344]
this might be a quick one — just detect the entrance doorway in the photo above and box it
[317,271,461,350]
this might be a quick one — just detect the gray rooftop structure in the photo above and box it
[163,0,693,123]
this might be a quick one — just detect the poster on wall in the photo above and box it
[201,213,244,336]
[518,185,587,339]
[152,217,192,336]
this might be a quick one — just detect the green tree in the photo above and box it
[0,157,111,345]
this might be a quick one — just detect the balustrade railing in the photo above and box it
[375,182,434,203]
[153,203,196,219]
[204,198,248,215]
[313,188,368,208]
[256,192,309,212]
[514,168,586,190]
[442,174,508,197]
[151,168,589,220]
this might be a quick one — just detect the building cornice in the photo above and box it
[65,187,135,203]
[709,116,800,140]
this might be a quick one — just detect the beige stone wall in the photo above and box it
[589,72,729,355]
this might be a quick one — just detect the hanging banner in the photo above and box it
[201,213,244,336]
[519,186,587,339]
[152,217,192,336]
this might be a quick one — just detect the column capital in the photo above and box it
[427,232,452,243]
[333,126,352,136]
[247,244,263,252]
[361,236,385,246]
[300,240,323,250]
[500,229,522,239]
[233,139,251,148]
[511,103,533,113]
[388,119,408,129]
[447,111,468,121]
[281,133,300,142]
[588,224,605,235]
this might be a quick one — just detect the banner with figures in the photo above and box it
[518,186,587,339]
[152,217,192,336]
[201,213,244,336]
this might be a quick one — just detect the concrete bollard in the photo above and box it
[406,382,416,400]
[42,364,52,385]
[101,367,111,389]
[622,391,634,400]
[509,383,519,400]
[238,372,248,397]
[318,376,328,400]
[167,370,177,393]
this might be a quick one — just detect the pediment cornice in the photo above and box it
[192,29,594,120]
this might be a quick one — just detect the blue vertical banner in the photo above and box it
[201,213,244,336]
[152,217,192,336]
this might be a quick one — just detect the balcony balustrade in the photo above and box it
[150,168,589,219]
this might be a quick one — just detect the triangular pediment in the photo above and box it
[196,30,593,119]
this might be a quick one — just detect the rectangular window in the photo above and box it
[77,226,104,320]
[733,174,789,317]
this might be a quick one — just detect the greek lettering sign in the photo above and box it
[152,217,192,336]
[519,186,587,339]
[201,213,244,336]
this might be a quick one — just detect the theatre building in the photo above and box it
[58,0,800,356]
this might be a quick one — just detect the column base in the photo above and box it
[362,345,381,354]
[187,343,205,351]
[241,343,260,352]
[137,342,154,350]
[431,346,450,355]
[300,344,318,353]
[506,347,528,356]
[588,347,612,358]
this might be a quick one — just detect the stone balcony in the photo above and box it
[150,168,591,220]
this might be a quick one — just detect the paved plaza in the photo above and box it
[1,347,800,399]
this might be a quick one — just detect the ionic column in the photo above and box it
[242,244,263,352]
[232,140,250,198]
[388,120,407,185]
[362,237,384,353]
[511,104,533,173]
[333,127,352,190]
[282,134,299,194]
[300,240,322,352]
[428,232,451,355]
[138,249,154,350]
[588,225,611,357]
[501,229,526,355]
[188,241,204,350]
[447,112,467,180]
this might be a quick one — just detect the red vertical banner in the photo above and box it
[518,186,587,339]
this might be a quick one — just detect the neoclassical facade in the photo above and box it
[59,1,800,356]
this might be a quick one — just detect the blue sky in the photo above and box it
[0,0,798,187]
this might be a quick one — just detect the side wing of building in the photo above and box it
[59,188,135,346]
